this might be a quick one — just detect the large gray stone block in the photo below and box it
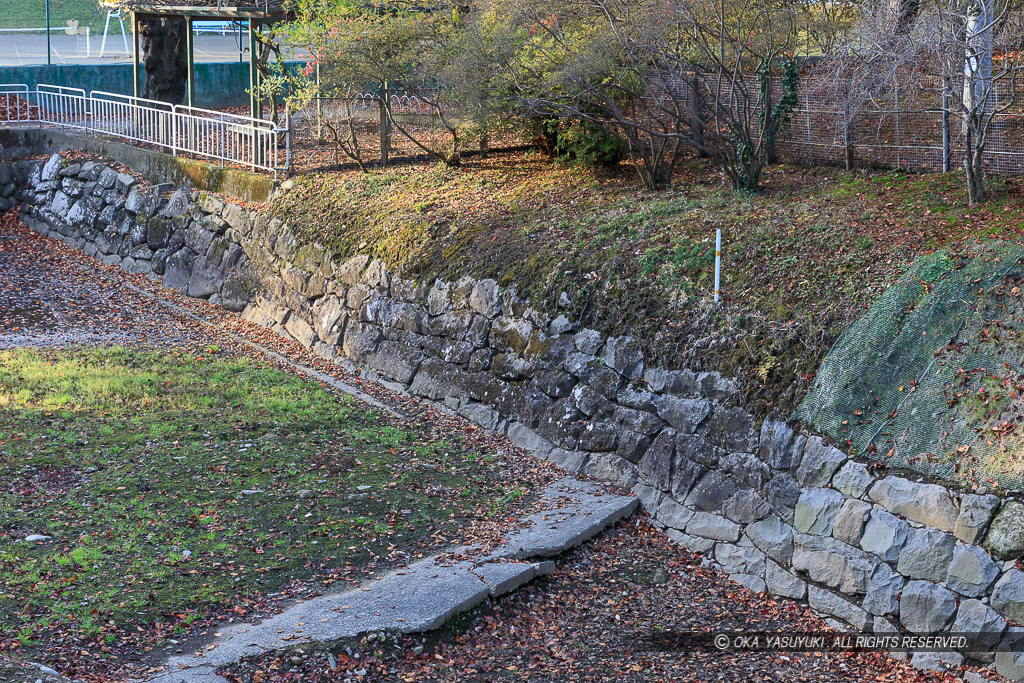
[643,367,697,395]
[896,527,956,582]
[729,573,766,593]
[468,279,501,318]
[705,406,757,453]
[794,437,846,488]
[722,489,771,524]
[721,452,771,490]
[684,470,737,513]
[899,581,956,634]
[655,496,695,531]
[762,473,800,524]
[984,501,1024,560]
[715,543,767,577]
[666,529,715,554]
[582,453,638,487]
[638,429,675,492]
[362,259,390,290]
[653,395,711,433]
[996,628,1024,681]
[832,498,872,546]
[808,585,871,631]
[793,488,846,535]
[862,564,904,616]
[946,544,1000,597]
[342,320,383,364]
[955,493,1000,545]
[859,508,909,562]
[792,533,877,594]
[685,511,740,542]
[832,461,874,499]
[765,559,806,599]
[953,599,1006,648]
[633,482,664,512]
[745,515,795,565]
[602,336,644,379]
[991,569,1024,622]
[40,153,61,181]
[867,476,959,532]
[757,419,794,470]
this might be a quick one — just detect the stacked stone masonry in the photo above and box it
[8,154,1024,679]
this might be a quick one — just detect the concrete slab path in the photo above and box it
[147,478,638,683]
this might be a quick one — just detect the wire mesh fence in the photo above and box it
[794,243,1024,491]
[777,74,1024,175]
[649,71,1024,176]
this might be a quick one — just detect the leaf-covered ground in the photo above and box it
[223,516,989,683]
[0,210,566,681]
[272,155,1024,417]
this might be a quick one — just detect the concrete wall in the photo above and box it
[7,152,1024,681]
[0,62,256,109]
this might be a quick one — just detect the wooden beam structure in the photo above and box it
[108,1,293,116]
[132,11,140,99]
[185,15,195,108]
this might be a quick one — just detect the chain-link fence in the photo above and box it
[778,74,1024,175]
[794,242,1024,491]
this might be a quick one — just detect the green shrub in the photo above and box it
[553,120,626,167]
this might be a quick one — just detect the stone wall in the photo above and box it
[8,153,1024,679]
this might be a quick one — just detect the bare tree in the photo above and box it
[670,0,801,190]
[482,0,694,189]
[825,0,1024,203]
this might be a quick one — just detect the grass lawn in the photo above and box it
[0,346,524,666]
[273,155,1024,416]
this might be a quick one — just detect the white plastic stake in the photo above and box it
[714,228,721,304]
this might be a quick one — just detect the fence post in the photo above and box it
[285,105,291,175]
[942,75,951,173]
[894,89,902,169]
[379,79,391,168]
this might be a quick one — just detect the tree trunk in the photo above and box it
[139,17,188,105]
[965,136,986,204]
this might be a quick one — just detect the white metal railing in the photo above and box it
[0,83,289,176]
[0,84,33,123]
[36,84,89,130]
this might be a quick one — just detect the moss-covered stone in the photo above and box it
[984,501,1024,559]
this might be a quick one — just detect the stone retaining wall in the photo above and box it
[7,153,1024,679]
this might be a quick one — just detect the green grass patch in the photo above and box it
[0,347,520,653]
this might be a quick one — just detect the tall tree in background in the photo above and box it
[671,0,801,190]
[139,17,188,104]
[268,0,471,166]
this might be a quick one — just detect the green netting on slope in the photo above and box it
[793,241,1024,492]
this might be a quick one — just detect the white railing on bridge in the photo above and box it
[0,83,289,176]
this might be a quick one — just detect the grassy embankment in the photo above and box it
[273,153,1024,416]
